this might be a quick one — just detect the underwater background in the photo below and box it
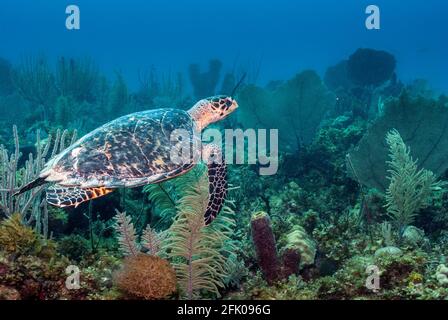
[0,0,448,300]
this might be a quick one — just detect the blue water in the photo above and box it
[0,0,446,92]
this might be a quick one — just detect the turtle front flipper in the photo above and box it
[202,144,227,225]
[46,185,114,208]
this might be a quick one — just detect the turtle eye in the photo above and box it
[225,99,233,108]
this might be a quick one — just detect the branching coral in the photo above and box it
[385,129,441,230]
[0,126,76,237]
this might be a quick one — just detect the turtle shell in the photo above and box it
[42,108,199,188]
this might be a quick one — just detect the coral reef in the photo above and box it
[0,212,120,300]
[1,49,448,301]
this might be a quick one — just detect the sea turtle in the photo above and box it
[15,95,238,225]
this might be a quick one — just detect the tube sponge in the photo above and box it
[250,211,280,284]
[280,248,301,278]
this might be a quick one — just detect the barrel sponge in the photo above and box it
[114,254,177,299]
[283,225,316,268]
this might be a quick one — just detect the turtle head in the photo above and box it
[188,95,238,131]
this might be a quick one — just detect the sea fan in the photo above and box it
[161,165,236,299]
[113,210,140,256]
[237,70,335,151]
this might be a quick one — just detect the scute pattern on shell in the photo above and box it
[47,108,197,187]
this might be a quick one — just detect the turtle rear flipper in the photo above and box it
[203,144,227,225]
[13,176,48,196]
[46,186,114,208]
